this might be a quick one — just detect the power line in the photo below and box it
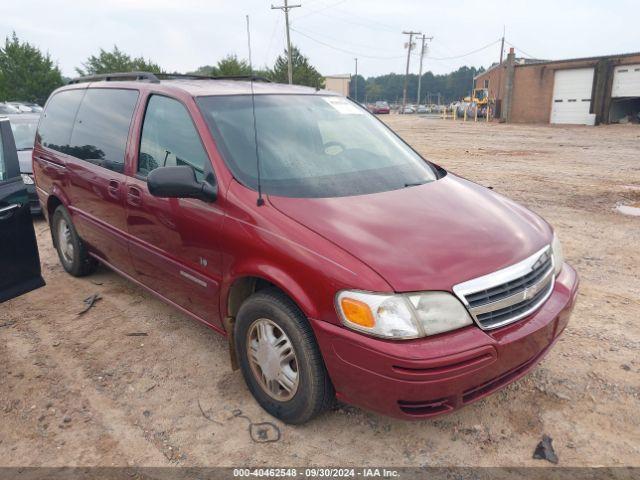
[330,5,400,32]
[504,40,538,59]
[424,38,502,60]
[294,0,347,20]
[264,16,282,65]
[290,27,405,59]
[294,6,399,33]
[291,25,402,55]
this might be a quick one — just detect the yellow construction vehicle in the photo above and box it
[462,88,491,118]
[464,88,489,107]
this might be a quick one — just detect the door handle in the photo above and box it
[127,186,142,207]
[0,203,21,220]
[107,179,120,199]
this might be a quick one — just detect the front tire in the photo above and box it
[52,206,98,277]
[235,288,334,424]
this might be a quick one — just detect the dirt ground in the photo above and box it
[1,117,639,468]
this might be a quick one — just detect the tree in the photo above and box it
[348,74,366,102]
[76,45,162,76]
[270,45,324,88]
[356,66,486,104]
[0,32,64,105]
[189,54,252,77]
[365,83,383,102]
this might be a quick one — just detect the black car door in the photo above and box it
[0,118,45,302]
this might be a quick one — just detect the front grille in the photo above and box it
[453,246,555,330]
[466,252,552,308]
[475,280,553,325]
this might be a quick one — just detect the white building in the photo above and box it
[324,74,351,97]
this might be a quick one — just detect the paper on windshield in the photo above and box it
[322,97,365,115]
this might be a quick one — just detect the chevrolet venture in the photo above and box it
[33,72,579,424]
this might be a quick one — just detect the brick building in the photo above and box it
[474,48,640,125]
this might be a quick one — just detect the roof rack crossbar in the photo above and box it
[68,71,160,84]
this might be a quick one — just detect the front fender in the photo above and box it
[219,181,393,324]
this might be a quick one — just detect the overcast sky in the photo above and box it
[2,0,638,79]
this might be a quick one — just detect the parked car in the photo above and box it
[417,105,428,114]
[6,113,41,214]
[23,103,44,113]
[372,101,390,114]
[34,73,578,424]
[402,105,416,114]
[0,117,45,302]
[0,103,21,115]
[7,102,36,113]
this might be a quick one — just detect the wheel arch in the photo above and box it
[221,269,319,372]
[223,268,317,321]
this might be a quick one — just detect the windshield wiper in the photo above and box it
[404,181,426,188]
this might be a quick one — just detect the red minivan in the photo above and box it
[33,72,578,424]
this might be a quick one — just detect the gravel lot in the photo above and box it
[1,116,639,467]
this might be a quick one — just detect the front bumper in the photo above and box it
[311,263,579,419]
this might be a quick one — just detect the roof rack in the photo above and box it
[67,71,272,85]
[155,73,272,83]
[68,71,160,84]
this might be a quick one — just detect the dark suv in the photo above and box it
[34,72,578,424]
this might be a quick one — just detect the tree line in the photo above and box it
[1,32,483,106]
[349,66,485,105]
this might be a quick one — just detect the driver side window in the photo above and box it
[138,95,208,181]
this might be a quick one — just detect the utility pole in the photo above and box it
[401,30,420,112]
[271,0,301,84]
[354,57,358,103]
[416,34,433,105]
[499,25,505,65]
[496,25,506,117]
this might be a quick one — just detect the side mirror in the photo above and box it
[147,166,217,202]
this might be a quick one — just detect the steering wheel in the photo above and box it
[323,141,347,156]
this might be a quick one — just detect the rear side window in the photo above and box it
[138,95,208,180]
[68,89,139,173]
[37,89,85,152]
[0,125,5,181]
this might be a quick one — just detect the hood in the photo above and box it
[269,174,552,292]
[17,150,32,174]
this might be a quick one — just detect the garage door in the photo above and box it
[612,64,640,97]
[550,68,595,125]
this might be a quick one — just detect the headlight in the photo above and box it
[551,232,564,276]
[336,290,473,339]
[21,173,34,185]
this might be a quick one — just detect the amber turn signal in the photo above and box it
[340,297,375,328]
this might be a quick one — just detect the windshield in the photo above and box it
[10,119,38,150]
[196,95,437,198]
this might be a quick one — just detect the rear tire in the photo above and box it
[52,206,98,277]
[235,288,334,424]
